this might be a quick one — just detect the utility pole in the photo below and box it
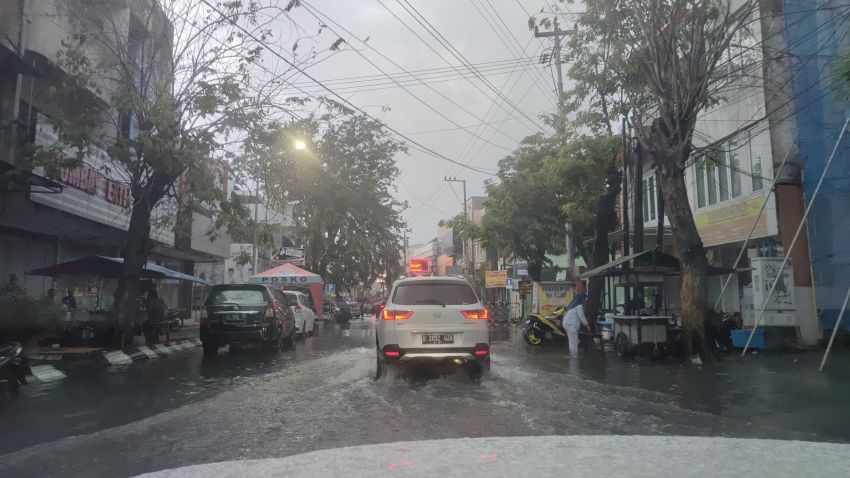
[402,228,409,265]
[536,18,576,279]
[444,176,470,283]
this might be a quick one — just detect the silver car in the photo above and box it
[375,276,490,378]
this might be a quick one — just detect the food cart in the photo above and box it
[580,250,733,359]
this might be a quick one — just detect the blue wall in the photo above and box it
[784,0,850,329]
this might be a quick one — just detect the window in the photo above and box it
[752,157,763,191]
[206,287,266,305]
[648,176,656,221]
[730,148,742,198]
[392,282,478,305]
[717,150,729,201]
[696,158,706,208]
[707,161,718,205]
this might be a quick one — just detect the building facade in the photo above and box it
[0,0,229,309]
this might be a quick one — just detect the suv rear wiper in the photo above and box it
[415,299,445,307]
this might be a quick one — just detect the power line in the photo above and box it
[394,0,548,132]
[199,0,498,177]
[299,1,529,149]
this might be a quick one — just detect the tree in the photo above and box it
[478,133,566,282]
[35,1,307,343]
[254,115,407,294]
[627,0,756,359]
[544,133,620,322]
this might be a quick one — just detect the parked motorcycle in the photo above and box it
[0,342,31,387]
[521,306,568,345]
[167,308,188,332]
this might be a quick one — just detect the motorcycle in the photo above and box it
[167,308,188,332]
[0,342,31,387]
[521,306,568,346]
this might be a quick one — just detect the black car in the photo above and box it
[347,301,363,319]
[201,284,296,356]
[331,300,352,324]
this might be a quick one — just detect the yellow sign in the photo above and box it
[485,270,507,288]
[539,284,574,316]
[694,195,769,247]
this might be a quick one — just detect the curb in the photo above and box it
[103,338,202,365]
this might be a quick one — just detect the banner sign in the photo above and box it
[485,270,508,288]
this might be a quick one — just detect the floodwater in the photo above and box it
[2,320,850,477]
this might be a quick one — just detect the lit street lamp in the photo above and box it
[294,139,307,151]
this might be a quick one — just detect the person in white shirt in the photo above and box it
[563,293,588,358]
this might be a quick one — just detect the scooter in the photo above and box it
[521,306,568,346]
[167,308,188,332]
[0,342,31,387]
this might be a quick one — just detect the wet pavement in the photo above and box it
[2,319,850,477]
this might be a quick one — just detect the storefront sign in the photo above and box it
[513,263,528,277]
[60,164,98,194]
[539,283,574,316]
[105,180,131,208]
[485,270,507,288]
[694,194,773,247]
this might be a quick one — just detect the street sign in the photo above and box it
[326,283,336,293]
[514,262,528,277]
[485,270,508,288]
[555,270,567,281]
[506,278,513,289]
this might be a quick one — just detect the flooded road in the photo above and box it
[2,320,850,477]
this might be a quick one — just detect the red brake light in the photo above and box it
[462,309,489,320]
[474,349,489,356]
[385,350,400,357]
[382,309,413,320]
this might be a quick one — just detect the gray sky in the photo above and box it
[277,0,574,243]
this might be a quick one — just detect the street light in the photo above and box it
[294,139,307,151]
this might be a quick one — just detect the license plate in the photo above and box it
[422,334,453,345]
[223,314,245,323]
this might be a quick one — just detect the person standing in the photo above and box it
[62,289,78,310]
[143,289,167,345]
[563,293,588,358]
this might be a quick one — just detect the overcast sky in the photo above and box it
[274,0,575,244]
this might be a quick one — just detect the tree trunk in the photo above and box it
[111,174,170,348]
[585,172,622,331]
[656,156,712,361]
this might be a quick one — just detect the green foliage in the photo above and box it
[479,133,566,282]
[0,291,64,341]
[248,115,407,293]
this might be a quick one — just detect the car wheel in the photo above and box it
[375,351,384,380]
[202,342,218,357]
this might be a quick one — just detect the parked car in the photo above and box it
[375,276,489,379]
[331,300,352,324]
[282,290,316,338]
[348,301,362,319]
[201,284,296,356]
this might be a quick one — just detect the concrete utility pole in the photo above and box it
[402,228,409,265]
[536,18,577,278]
[444,176,470,283]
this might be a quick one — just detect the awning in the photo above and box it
[580,249,736,279]
[249,263,323,285]
[28,255,211,285]
[250,263,324,317]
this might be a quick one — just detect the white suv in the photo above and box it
[375,276,490,378]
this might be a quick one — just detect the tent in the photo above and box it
[28,255,211,285]
[249,263,324,317]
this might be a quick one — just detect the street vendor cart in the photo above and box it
[581,249,733,359]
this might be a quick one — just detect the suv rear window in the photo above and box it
[206,287,267,305]
[392,282,478,305]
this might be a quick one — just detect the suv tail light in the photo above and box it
[462,309,489,320]
[473,343,489,356]
[382,309,413,320]
[200,307,209,326]
[265,306,276,323]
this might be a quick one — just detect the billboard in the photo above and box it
[485,270,507,288]
[224,244,254,284]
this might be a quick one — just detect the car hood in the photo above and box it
[136,435,849,477]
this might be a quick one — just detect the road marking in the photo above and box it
[103,350,133,365]
[30,365,66,382]
[154,344,173,355]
